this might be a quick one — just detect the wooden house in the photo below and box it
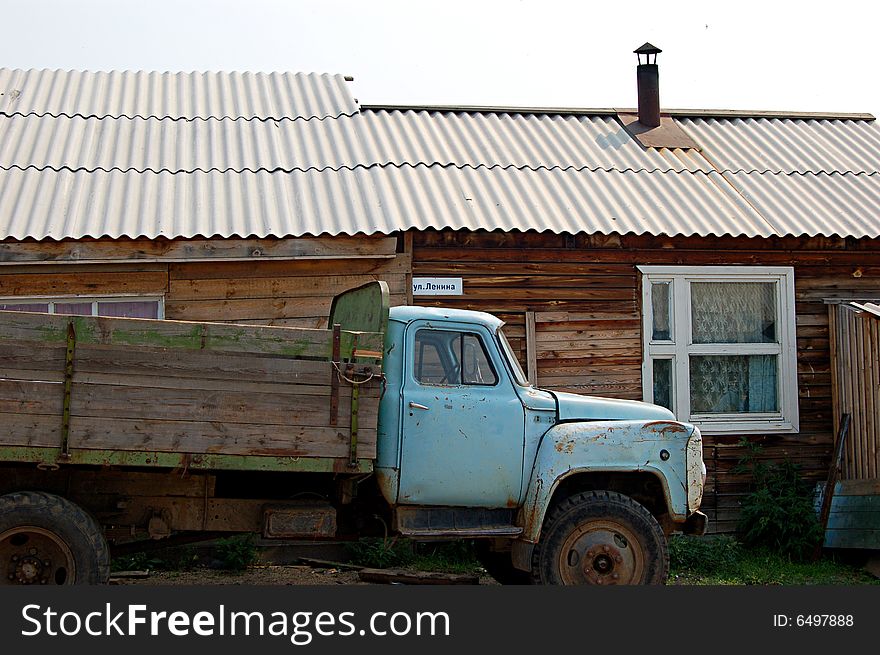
[1,64,879,534]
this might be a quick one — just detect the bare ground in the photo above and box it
[112,565,497,586]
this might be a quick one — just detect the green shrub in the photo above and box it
[214,534,259,571]
[111,546,198,572]
[735,441,824,560]
[346,537,414,569]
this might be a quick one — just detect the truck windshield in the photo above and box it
[497,328,530,386]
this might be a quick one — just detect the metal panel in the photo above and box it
[0,166,774,240]
[1,64,879,242]
[722,170,880,238]
[0,68,357,120]
[357,110,712,173]
[0,110,713,174]
[677,116,880,174]
[0,113,369,172]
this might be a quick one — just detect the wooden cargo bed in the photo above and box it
[0,282,387,473]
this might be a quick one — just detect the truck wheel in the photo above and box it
[0,492,110,585]
[476,546,532,585]
[532,490,668,585]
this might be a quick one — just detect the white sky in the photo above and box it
[2,0,878,116]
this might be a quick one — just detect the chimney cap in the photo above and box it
[634,42,662,55]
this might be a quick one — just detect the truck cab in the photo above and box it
[376,305,707,584]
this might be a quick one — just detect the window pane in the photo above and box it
[461,334,497,385]
[691,282,776,344]
[97,301,159,319]
[54,302,93,316]
[690,355,778,413]
[652,358,673,411]
[415,330,460,384]
[651,282,671,341]
[0,303,49,312]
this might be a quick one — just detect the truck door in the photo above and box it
[398,322,525,507]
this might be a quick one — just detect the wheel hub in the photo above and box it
[1,527,74,585]
[10,550,52,585]
[584,545,625,584]
[557,520,645,585]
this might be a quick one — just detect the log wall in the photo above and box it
[0,236,409,328]
[413,229,880,532]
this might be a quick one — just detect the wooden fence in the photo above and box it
[830,302,879,481]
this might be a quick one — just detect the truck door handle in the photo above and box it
[408,402,430,411]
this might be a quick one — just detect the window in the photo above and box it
[0,297,163,319]
[414,329,497,386]
[639,266,798,434]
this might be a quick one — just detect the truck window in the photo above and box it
[414,329,497,386]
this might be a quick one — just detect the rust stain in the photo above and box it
[526,477,544,533]
[644,420,687,434]
[554,439,575,454]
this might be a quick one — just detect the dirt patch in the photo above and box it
[112,565,366,586]
[112,565,498,586]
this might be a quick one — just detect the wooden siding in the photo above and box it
[413,229,880,533]
[0,236,409,329]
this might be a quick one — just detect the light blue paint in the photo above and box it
[375,305,702,538]
[396,319,525,507]
[552,390,675,422]
[518,419,696,542]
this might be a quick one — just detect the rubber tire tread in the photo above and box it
[531,490,668,585]
[0,491,110,585]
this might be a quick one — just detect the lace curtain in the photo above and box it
[689,282,778,413]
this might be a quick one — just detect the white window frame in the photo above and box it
[0,294,165,319]
[638,265,798,434]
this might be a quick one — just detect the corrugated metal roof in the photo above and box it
[677,116,880,174]
[1,66,879,242]
[0,112,369,172]
[0,166,774,240]
[0,68,357,120]
[356,110,711,173]
[0,109,711,174]
[721,170,880,238]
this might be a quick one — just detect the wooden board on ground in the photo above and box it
[357,568,480,585]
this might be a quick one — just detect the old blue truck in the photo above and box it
[0,281,706,585]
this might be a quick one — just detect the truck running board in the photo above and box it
[394,506,522,539]
[399,526,523,539]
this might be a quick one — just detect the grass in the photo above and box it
[113,534,877,585]
[345,537,483,575]
[668,534,879,585]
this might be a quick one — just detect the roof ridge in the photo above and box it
[362,105,875,121]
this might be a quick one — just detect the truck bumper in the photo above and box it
[682,510,708,536]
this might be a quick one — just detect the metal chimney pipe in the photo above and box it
[634,43,662,128]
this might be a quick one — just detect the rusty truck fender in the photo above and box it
[517,419,701,543]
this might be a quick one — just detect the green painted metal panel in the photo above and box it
[0,446,373,474]
[329,281,390,339]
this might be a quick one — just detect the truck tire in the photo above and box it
[0,491,110,585]
[531,490,668,585]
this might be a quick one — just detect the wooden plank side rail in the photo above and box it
[0,305,384,471]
